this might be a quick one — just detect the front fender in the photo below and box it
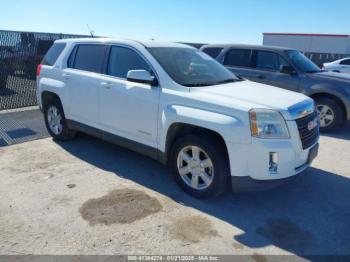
[159,105,251,151]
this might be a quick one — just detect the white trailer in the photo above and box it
[263,33,350,54]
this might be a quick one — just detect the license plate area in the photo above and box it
[307,143,319,165]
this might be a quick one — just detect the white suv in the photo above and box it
[36,38,319,198]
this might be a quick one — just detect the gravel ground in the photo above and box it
[0,124,349,259]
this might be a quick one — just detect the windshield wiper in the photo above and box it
[215,78,240,84]
[182,78,243,87]
[306,70,323,73]
[183,83,216,87]
[183,78,239,87]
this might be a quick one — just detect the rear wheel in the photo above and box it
[169,135,229,198]
[315,97,343,132]
[44,98,76,140]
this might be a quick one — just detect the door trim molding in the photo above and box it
[67,120,167,164]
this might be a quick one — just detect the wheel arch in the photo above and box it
[163,122,230,170]
[159,105,250,165]
[41,91,62,108]
[310,92,348,121]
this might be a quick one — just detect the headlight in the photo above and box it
[249,109,290,139]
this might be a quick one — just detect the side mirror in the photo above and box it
[280,65,296,75]
[126,70,158,86]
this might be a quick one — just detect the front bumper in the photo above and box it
[227,120,319,192]
[231,170,304,192]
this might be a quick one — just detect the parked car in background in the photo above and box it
[323,57,350,74]
[201,44,350,131]
[37,38,319,197]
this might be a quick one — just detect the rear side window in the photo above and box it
[255,51,289,71]
[340,59,350,65]
[72,44,107,73]
[107,46,151,78]
[224,49,252,67]
[202,47,223,59]
[41,43,66,66]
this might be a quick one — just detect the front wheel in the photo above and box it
[44,98,76,140]
[315,97,344,132]
[169,135,230,198]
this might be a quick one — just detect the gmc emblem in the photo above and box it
[308,118,318,131]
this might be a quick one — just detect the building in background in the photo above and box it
[263,33,350,66]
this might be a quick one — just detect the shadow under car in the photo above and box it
[55,134,350,257]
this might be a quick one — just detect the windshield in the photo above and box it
[285,50,322,73]
[148,47,240,87]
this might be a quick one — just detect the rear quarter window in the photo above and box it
[202,47,223,59]
[41,43,66,66]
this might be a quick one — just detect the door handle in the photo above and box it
[62,73,71,79]
[255,74,265,79]
[101,81,113,89]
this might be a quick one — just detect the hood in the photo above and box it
[192,80,312,120]
[309,71,350,83]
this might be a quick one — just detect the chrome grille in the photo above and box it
[295,110,319,150]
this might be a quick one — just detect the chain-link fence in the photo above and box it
[0,30,87,110]
[304,52,348,67]
[1,29,348,111]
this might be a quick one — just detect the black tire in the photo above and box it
[43,97,76,141]
[169,135,230,198]
[315,97,344,132]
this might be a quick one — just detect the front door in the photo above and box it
[250,50,300,92]
[99,45,160,148]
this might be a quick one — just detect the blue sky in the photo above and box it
[1,0,349,44]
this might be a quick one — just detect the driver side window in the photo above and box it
[107,46,151,79]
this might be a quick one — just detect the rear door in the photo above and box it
[63,44,108,126]
[221,48,256,79]
[249,50,300,92]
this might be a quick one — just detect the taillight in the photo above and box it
[36,64,42,77]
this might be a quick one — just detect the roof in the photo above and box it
[201,43,295,51]
[263,33,350,38]
[55,37,194,48]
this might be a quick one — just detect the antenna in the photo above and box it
[86,24,95,37]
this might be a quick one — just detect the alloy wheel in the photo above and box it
[176,145,214,190]
[47,105,63,135]
[317,104,335,128]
